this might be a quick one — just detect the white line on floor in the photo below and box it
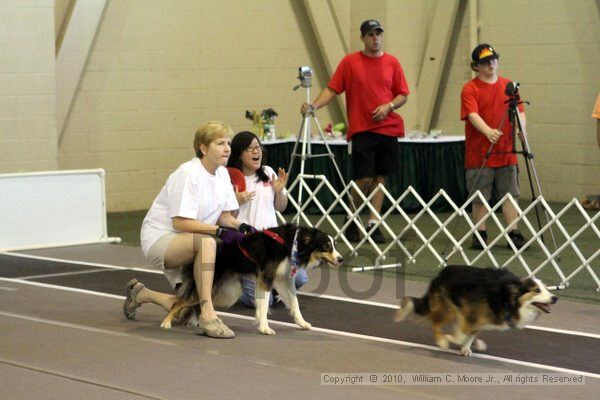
[300,291,397,309]
[3,252,600,340]
[18,268,112,280]
[2,251,152,272]
[0,277,599,380]
[0,309,175,347]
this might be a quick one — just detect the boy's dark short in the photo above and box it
[465,165,519,203]
[351,131,400,180]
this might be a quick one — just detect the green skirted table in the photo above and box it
[262,136,466,213]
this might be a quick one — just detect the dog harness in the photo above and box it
[262,229,285,245]
[237,229,298,278]
[237,228,286,263]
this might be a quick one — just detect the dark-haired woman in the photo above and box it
[227,131,308,307]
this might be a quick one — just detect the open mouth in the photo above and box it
[532,302,552,313]
[320,256,342,267]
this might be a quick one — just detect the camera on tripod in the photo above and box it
[505,81,520,97]
[294,66,313,90]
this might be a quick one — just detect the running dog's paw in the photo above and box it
[160,319,172,329]
[473,338,487,352]
[460,346,473,357]
[436,337,450,349]
[259,326,276,335]
[296,319,312,330]
[443,334,457,345]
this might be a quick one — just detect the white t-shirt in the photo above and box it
[140,158,238,256]
[237,165,279,230]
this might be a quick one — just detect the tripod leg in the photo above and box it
[288,115,311,223]
[520,154,544,241]
[514,112,560,253]
[311,114,359,213]
[286,115,308,178]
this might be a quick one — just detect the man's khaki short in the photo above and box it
[465,165,520,204]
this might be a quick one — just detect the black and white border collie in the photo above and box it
[394,265,558,356]
[161,223,343,335]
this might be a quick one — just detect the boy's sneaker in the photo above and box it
[367,222,385,244]
[471,230,488,250]
[343,218,361,242]
[507,230,528,250]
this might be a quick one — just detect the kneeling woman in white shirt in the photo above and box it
[227,131,309,307]
[126,121,251,339]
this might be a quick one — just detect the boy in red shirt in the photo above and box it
[461,44,527,249]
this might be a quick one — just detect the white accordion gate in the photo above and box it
[279,174,600,293]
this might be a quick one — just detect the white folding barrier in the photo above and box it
[279,174,600,292]
[0,169,121,252]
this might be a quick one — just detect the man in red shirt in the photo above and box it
[461,44,527,250]
[301,20,409,243]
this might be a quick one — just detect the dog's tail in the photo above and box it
[394,296,430,322]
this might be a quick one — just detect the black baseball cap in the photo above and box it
[360,20,384,36]
[471,43,499,64]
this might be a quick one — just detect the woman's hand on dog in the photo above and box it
[238,223,257,235]
[216,227,245,244]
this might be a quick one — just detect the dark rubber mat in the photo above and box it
[0,254,104,278]
[228,298,600,374]
[35,269,173,295]
[2,255,598,375]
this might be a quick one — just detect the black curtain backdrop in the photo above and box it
[263,139,466,214]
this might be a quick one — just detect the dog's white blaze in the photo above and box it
[309,235,342,269]
[329,235,342,263]
[517,279,556,328]
[532,278,555,303]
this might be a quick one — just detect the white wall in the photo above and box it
[0,0,57,173]
[58,0,342,210]
[432,0,600,201]
[1,0,598,210]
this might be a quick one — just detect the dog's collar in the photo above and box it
[263,229,285,245]
[264,228,299,278]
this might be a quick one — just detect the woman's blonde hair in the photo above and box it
[193,121,233,158]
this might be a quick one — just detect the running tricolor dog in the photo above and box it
[161,223,343,335]
[394,265,558,356]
